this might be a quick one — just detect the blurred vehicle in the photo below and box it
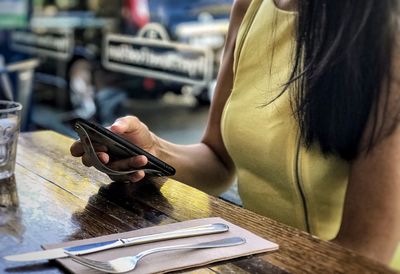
[147,0,232,104]
[10,0,233,122]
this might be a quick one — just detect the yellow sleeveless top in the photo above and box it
[221,0,349,240]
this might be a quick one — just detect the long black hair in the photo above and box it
[288,0,399,160]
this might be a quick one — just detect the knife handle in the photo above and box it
[121,223,229,246]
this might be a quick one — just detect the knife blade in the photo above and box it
[4,223,229,262]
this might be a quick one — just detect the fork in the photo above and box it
[66,236,246,273]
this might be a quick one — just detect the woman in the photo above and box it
[71,0,400,266]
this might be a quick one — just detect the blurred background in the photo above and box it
[0,0,240,204]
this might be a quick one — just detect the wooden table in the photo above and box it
[0,131,396,274]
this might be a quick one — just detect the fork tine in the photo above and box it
[71,257,97,268]
[76,257,106,267]
[66,252,115,272]
[72,258,114,272]
[68,254,98,266]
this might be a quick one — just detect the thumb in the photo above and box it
[110,119,127,134]
[110,116,142,135]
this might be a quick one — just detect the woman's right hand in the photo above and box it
[70,116,160,182]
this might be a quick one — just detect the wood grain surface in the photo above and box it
[0,131,396,274]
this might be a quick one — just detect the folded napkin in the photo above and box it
[43,217,278,274]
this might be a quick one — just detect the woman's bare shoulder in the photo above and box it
[230,0,253,24]
[222,0,252,55]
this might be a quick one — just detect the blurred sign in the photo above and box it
[103,24,214,86]
[10,30,74,60]
[0,0,28,29]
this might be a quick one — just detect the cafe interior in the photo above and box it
[0,0,399,273]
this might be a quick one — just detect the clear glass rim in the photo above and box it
[0,100,22,113]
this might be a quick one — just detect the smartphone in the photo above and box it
[73,118,176,177]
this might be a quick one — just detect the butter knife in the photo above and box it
[4,223,229,262]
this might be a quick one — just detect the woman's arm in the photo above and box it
[159,0,253,194]
[71,0,252,195]
[334,129,400,264]
[144,0,252,195]
[334,47,400,264]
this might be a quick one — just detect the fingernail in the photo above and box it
[112,120,123,127]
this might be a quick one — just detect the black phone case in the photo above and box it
[73,118,176,177]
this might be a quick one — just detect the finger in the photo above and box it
[111,116,142,135]
[128,170,145,182]
[70,141,84,157]
[71,141,107,157]
[108,170,145,182]
[108,155,148,171]
[96,152,109,164]
[81,154,93,167]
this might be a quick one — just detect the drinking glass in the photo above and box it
[0,101,22,180]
